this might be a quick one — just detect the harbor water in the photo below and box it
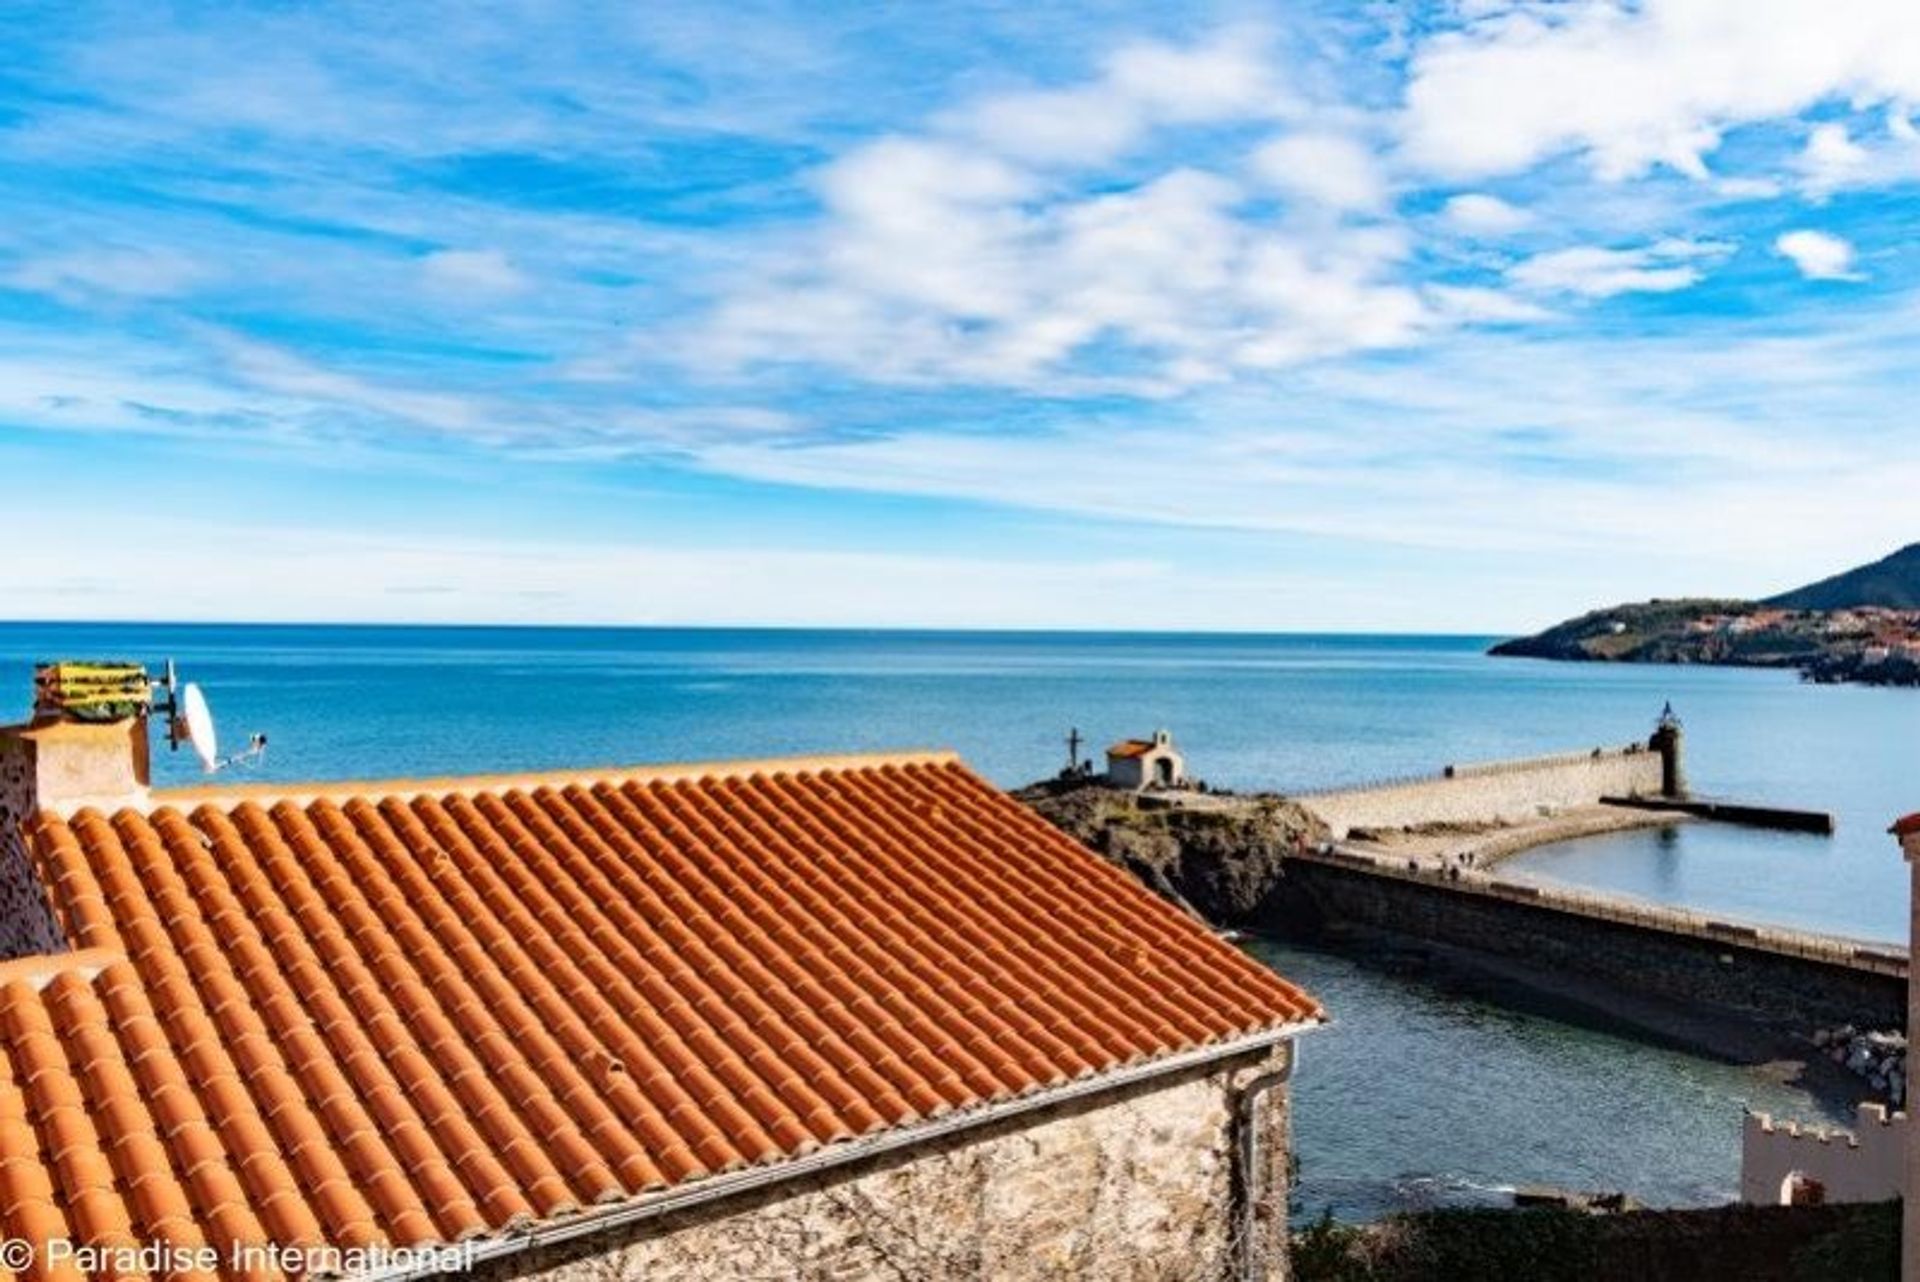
[0,624,1892,1219]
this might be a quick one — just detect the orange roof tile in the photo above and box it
[5,752,1320,1277]
[1105,740,1157,759]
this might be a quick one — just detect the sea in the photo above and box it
[1,623,1905,1220]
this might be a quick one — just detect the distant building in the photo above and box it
[1106,728,1187,790]
[0,682,1320,1282]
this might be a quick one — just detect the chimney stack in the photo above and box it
[0,663,156,960]
[0,716,151,813]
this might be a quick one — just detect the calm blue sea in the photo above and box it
[0,623,1900,1218]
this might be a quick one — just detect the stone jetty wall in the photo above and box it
[1274,856,1904,1032]
[1299,744,1668,838]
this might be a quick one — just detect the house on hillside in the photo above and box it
[1106,728,1187,791]
[0,676,1320,1282]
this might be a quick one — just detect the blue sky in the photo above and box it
[3,0,1918,631]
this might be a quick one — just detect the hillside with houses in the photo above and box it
[1491,546,1920,687]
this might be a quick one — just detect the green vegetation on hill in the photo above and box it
[1489,599,1772,665]
[1490,545,1920,687]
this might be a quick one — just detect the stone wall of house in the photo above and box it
[477,1049,1291,1282]
[1300,745,1667,838]
[0,731,67,961]
[1742,1104,1906,1206]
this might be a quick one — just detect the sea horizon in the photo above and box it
[0,618,1509,641]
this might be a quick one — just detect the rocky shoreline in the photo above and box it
[1012,776,1325,924]
[1813,1024,1908,1107]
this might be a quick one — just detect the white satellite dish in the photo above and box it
[180,683,220,773]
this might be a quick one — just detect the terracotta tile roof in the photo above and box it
[1106,740,1157,759]
[1891,811,1920,837]
[4,751,1319,1275]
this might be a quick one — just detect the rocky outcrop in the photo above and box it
[1014,780,1327,924]
[1813,1025,1908,1106]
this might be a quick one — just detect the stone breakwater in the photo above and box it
[1277,851,1905,1035]
[1297,743,1672,840]
[1813,1025,1908,1106]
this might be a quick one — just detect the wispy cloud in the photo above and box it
[1507,239,1734,299]
[420,248,529,295]
[9,247,206,303]
[4,2,1920,627]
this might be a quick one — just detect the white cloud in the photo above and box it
[1795,116,1920,195]
[1403,2,1920,181]
[697,33,1440,392]
[9,248,204,302]
[1424,284,1554,324]
[1775,229,1864,281]
[1439,192,1531,235]
[421,248,528,294]
[1507,238,1732,299]
[1252,132,1388,211]
[702,164,1431,391]
[1803,123,1869,179]
[684,311,1920,583]
[1712,176,1784,200]
[0,328,802,459]
[957,85,1142,167]
[946,28,1283,166]
[1101,28,1281,122]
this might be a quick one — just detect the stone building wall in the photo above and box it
[476,1049,1291,1282]
[0,732,66,961]
[1300,746,1668,838]
[1742,1104,1906,1206]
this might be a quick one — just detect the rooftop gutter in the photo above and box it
[364,1019,1324,1282]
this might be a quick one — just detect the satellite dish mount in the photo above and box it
[152,661,267,774]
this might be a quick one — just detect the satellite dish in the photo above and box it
[180,683,219,773]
